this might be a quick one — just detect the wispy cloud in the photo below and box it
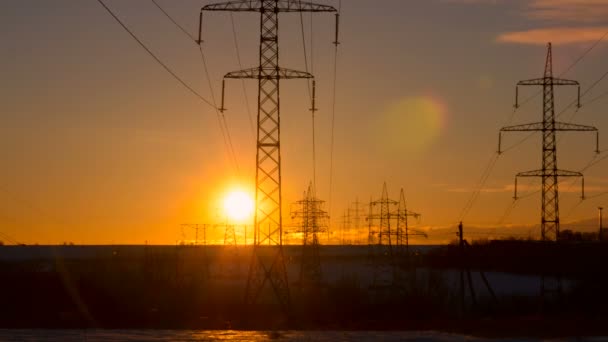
[449,0,608,45]
[526,0,608,23]
[498,26,608,45]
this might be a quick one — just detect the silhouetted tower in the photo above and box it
[366,183,400,289]
[395,189,424,257]
[180,223,210,279]
[498,42,598,241]
[198,0,337,311]
[181,223,208,246]
[215,221,241,278]
[223,223,237,246]
[290,182,328,286]
[341,209,349,245]
[348,198,365,245]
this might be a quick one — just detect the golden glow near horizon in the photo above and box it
[223,190,254,224]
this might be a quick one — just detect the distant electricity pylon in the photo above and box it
[395,189,425,258]
[223,223,237,247]
[366,183,423,291]
[198,0,338,312]
[180,224,210,279]
[290,182,329,287]
[347,198,365,245]
[215,221,241,278]
[180,223,208,246]
[498,42,599,242]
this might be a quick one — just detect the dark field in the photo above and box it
[1,243,608,337]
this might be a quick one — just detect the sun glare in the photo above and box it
[223,190,254,222]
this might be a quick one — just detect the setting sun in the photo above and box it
[223,190,254,222]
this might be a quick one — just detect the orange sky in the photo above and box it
[2,0,608,244]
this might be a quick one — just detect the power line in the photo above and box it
[150,0,196,41]
[511,30,608,111]
[458,153,500,221]
[198,44,241,174]
[229,13,255,137]
[145,0,241,173]
[297,0,317,189]
[96,0,215,109]
[561,29,608,77]
[455,32,608,225]
[327,0,342,226]
[501,67,608,155]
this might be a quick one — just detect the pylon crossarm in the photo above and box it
[514,170,542,200]
[516,78,579,86]
[501,122,544,132]
[498,123,543,153]
[197,1,336,43]
[202,0,336,13]
[513,171,542,199]
[517,78,545,86]
[555,169,584,178]
[225,67,314,79]
[552,78,579,86]
[202,1,262,12]
[515,78,579,107]
[553,122,598,132]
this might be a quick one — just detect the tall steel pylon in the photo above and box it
[198,0,337,311]
[498,42,599,241]
[290,182,328,286]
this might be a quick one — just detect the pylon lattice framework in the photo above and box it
[199,0,338,311]
[346,198,365,245]
[366,183,422,289]
[290,182,328,286]
[498,43,599,241]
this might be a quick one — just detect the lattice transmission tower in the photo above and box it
[395,189,425,258]
[367,184,423,290]
[347,198,365,245]
[290,182,329,287]
[198,0,338,311]
[498,43,599,241]
[223,223,237,246]
[366,183,398,289]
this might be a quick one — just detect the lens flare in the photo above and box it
[378,96,446,153]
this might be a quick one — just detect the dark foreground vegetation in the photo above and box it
[1,243,608,337]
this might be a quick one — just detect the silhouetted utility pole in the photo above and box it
[290,182,328,287]
[198,0,338,312]
[499,42,599,241]
[458,222,465,315]
[457,222,495,315]
[599,207,604,241]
